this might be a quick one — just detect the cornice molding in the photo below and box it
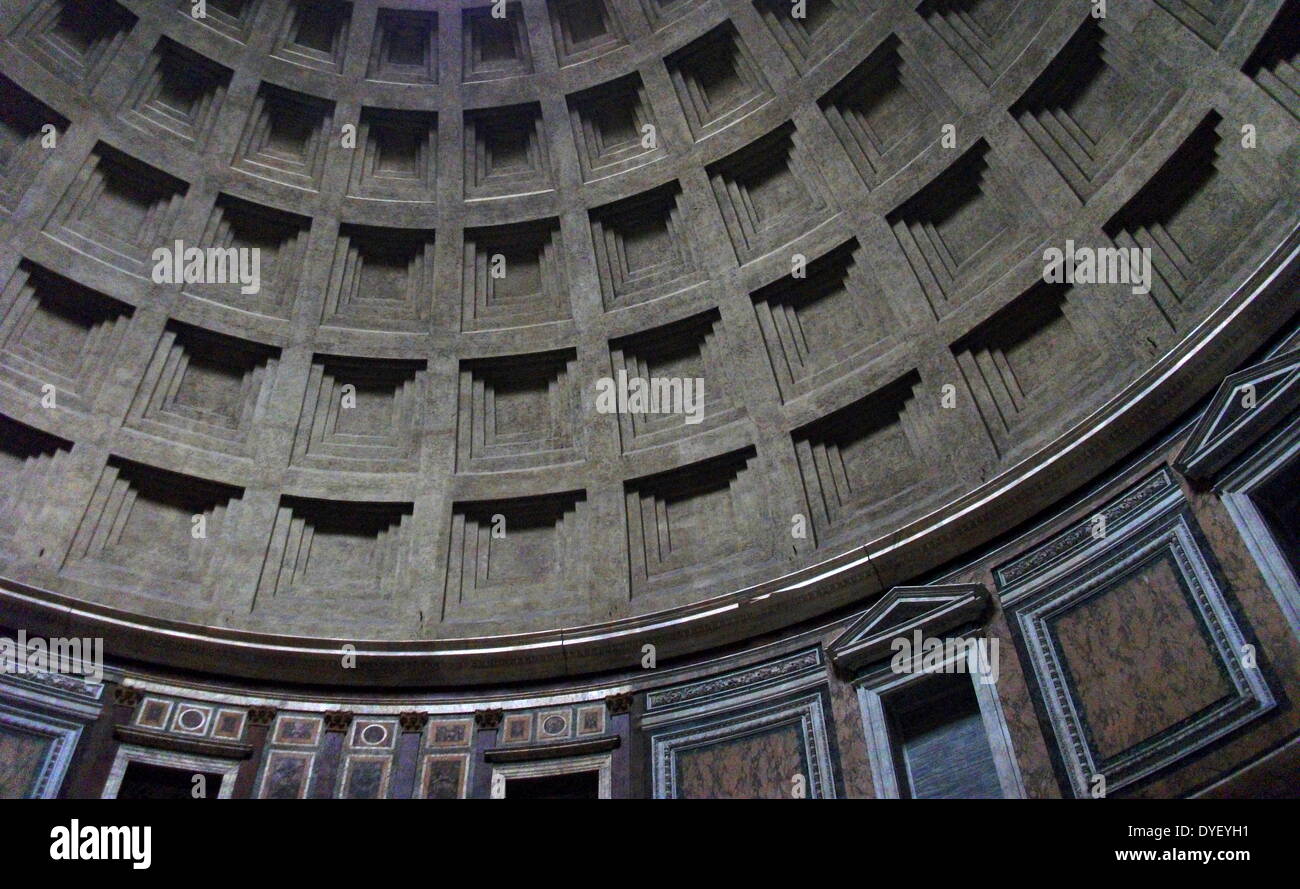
[484,735,620,762]
[113,725,254,760]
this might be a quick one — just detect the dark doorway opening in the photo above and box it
[504,770,599,799]
[115,762,223,799]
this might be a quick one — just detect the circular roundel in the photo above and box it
[0,0,1295,685]
[360,723,389,746]
[177,708,208,732]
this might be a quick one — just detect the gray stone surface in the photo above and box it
[0,0,1295,681]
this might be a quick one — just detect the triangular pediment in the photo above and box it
[1175,346,1300,480]
[826,583,990,674]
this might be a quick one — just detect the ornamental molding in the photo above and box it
[650,691,837,799]
[114,724,254,760]
[1005,500,1276,797]
[826,584,991,675]
[995,467,1181,597]
[645,648,823,714]
[1174,345,1300,480]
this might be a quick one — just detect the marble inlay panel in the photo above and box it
[260,750,314,799]
[419,754,468,799]
[0,724,52,798]
[1052,554,1232,760]
[675,723,806,799]
[650,690,837,798]
[1005,481,1277,797]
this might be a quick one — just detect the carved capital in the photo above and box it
[247,706,277,727]
[399,711,428,733]
[605,692,633,715]
[323,710,354,732]
[474,708,504,730]
[112,685,143,709]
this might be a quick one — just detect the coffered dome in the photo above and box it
[0,0,1296,685]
